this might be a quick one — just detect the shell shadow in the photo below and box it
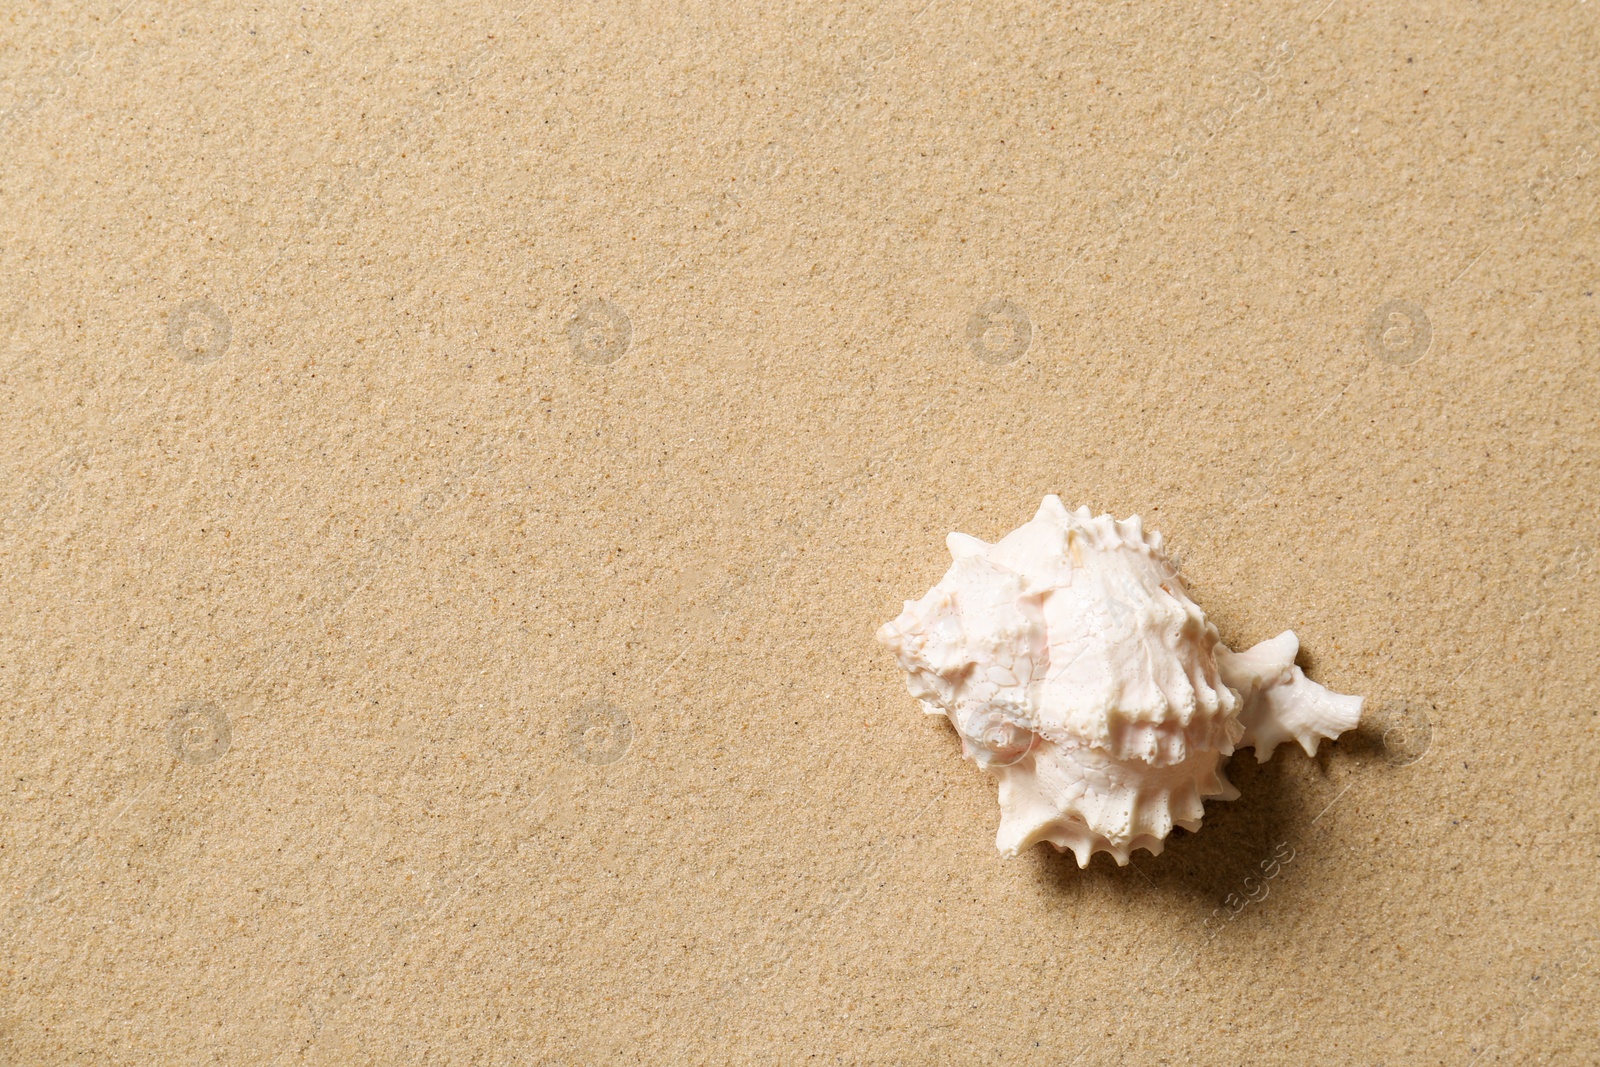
[1030,748,1329,907]
[1339,719,1391,762]
[1345,695,1434,769]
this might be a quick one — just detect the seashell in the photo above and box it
[876,496,1362,866]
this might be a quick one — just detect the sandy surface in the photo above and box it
[2,1,1597,1063]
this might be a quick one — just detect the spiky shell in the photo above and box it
[877,497,1362,866]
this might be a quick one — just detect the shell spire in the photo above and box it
[1217,631,1362,761]
[877,497,1364,866]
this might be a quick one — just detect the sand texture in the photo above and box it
[2,1,1597,1063]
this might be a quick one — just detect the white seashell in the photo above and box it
[877,496,1363,866]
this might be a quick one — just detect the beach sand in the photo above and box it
[2,2,1596,1062]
